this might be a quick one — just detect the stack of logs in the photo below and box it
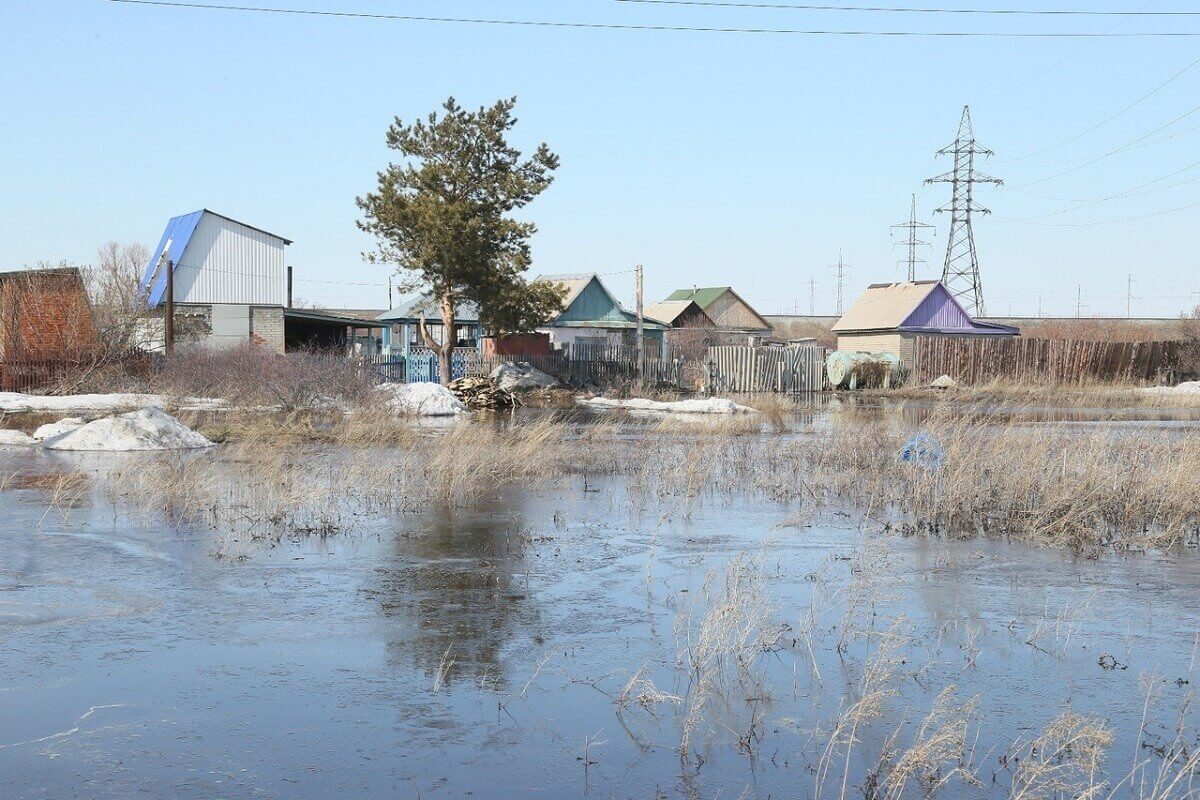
[447,376,516,409]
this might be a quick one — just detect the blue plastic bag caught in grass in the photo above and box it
[900,433,944,469]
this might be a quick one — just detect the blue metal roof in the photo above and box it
[378,293,480,323]
[140,210,203,307]
[139,209,294,308]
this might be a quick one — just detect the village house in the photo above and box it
[662,286,771,343]
[140,209,377,353]
[377,294,482,357]
[832,280,1019,366]
[534,273,667,357]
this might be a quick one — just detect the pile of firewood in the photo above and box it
[447,376,516,409]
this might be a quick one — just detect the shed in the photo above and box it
[140,209,292,353]
[663,286,771,339]
[832,281,1019,367]
[533,273,667,357]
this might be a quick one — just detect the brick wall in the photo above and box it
[250,306,285,354]
[0,271,98,359]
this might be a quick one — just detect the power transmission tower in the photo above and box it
[829,251,850,315]
[925,106,1002,317]
[892,194,935,282]
[1076,285,1086,318]
[808,275,816,316]
[1126,274,1139,318]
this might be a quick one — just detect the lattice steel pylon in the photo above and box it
[892,194,934,282]
[924,106,1002,316]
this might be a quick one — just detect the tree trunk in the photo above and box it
[438,289,456,385]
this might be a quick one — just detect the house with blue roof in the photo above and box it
[140,209,380,353]
[140,209,292,352]
[376,294,481,357]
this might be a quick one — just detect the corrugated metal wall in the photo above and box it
[172,214,286,305]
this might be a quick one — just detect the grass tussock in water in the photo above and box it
[54,402,1200,550]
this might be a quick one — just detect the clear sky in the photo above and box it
[4,0,1200,317]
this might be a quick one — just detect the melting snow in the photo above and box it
[376,383,467,416]
[43,407,213,451]
[32,418,86,442]
[0,392,225,414]
[0,429,37,447]
[578,396,756,414]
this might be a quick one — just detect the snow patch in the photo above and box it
[32,417,86,442]
[43,407,213,451]
[578,396,756,414]
[376,383,467,416]
[1140,381,1200,398]
[0,392,225,414]
[490,362,559,391]
[0,429,37,447]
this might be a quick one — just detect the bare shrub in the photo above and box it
[152,343,373,409]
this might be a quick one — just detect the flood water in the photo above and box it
[2,410,1200,799]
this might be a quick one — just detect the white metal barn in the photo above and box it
[140,209,292,352]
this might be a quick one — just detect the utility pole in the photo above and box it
[892,194,935,282]
[1076,285,1085,318]
[635,264,644,382]
[1037,294,1043,318]
[925,106,1003,317]
[388,275,393,309]
[829,251,850,316]
[1126,274,1135,318]
[808,275,816,316]
[164,259,175,358]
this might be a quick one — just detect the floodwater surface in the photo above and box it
[1,418,1199,799]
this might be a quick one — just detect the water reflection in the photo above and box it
[370,494,541,692]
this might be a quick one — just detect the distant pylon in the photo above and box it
[892,194,935,282]
[829,251,850,316]
[925,106,1002,316]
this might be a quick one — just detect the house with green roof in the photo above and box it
[663,286,771,338]
[533,273,667,357]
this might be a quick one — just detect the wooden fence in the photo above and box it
[363,349,685,388]
[0,351,152,393]
[706,345,827,394]
[911,337,1179,385]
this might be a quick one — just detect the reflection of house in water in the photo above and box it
[370,495,540,691]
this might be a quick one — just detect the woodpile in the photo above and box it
[447,376,516,409]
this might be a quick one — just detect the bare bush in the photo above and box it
[152,343,373,409]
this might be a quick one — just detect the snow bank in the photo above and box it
[0,392,225,414]
[1142,381,1200,396]
[490,362,559,391]
[376,383,467,416]
[578,396,756,414]
[0,429,37,447]
[43,407,213,451]
[32,417,86,442]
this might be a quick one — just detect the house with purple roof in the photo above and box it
[832,281,1019,366]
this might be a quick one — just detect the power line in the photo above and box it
[1008,158,1200,220]
[1013,54,1200,161]
[105,1,1200,36]
[1012,102,1200,187]
[997,197,1200,227]
[610,0,1200,15]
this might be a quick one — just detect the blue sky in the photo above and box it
[4,0,1200,317]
